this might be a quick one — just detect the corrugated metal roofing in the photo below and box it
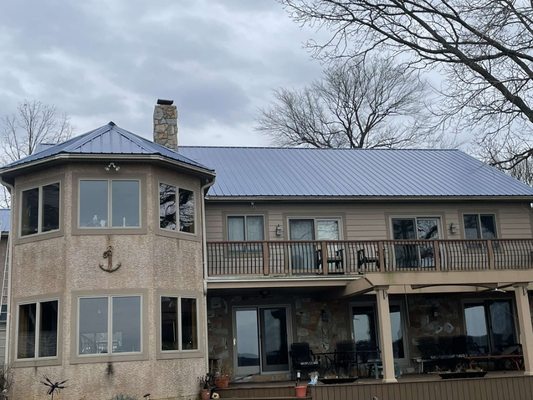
[179,147,533,198]
[0,209,9,233]
[1,122,213,173]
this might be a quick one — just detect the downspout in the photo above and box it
[201,177,215,373]
[0,179,13,368]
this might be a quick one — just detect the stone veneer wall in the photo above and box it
[153,103,178,149]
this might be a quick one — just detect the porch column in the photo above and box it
[513,283,533,375]
[375,286,397,383]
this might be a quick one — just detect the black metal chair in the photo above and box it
[290,342,319,379]
[334,340,358,377]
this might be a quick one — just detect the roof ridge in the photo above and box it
[62,124,113,152]
[180,145,461,151]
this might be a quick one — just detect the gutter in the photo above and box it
[200,177,216,373]
[204,195,533,202]
[0,178,13,368]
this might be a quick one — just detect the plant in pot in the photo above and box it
[294,371,307,398]
[198,374,212,400]
[214,365,232,389]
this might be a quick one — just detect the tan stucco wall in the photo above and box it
[8,162,207,400]
[205,201,533,241]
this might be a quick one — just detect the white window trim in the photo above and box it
[77,295,143,357]
[287,217,343,240]
[19,182,61,238]
[160,295,200,353]
[227,214,266,241]
[158,181,197,235]
[78,179,141,229]
[15,298,59,361]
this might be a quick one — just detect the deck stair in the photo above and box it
[213,383,312,400]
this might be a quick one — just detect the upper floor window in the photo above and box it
[159,183,195,234]
[78,295,141,355]
[161,296,198,351]
[463,214,497,239]
[227,215,264,241]
[392,217,440,240]
[17,300,58,359]
[288,218,340,240]
[20,183,60,236]
[79,180,140,228]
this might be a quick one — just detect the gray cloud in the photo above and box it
[0,0,323,146]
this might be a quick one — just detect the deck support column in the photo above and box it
[375,286,397,383]
[513,283,533,375]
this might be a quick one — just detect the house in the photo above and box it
[1,99,533,399]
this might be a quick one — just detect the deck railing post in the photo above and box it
[434,241,441,271]
[487,240,495,270]
[378,241,385,272]
[284,242,291,276]
[322,241,329,275]
[263,242,270,276]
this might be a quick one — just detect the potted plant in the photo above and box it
[214,365,232,389]
[198,374,212,400]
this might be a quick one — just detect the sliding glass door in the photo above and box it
[234,306,290,376]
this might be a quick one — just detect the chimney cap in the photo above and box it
[157,99,174,105]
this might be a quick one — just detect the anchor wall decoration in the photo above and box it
[99,245,121,273]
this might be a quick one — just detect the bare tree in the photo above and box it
[0,100,72,207]
[279,0,533,166]
[482,137,533,185]
[1,100,72,163]
[258,57,430,148]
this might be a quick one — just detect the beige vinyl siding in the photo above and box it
[205,201,533,241]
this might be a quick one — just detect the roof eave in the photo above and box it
[0,153,215,179]
[205,195,533,202]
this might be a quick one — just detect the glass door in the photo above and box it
[392,217,440,268]
[464,300,516,355]
[235,309,260,375]
[234,306,290,376]
[352,303,407,364]
[289,219,316,271]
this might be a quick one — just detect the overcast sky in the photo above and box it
[0,0,325,146]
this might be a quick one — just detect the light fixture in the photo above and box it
[105,162,120,172]
[275,224,283,237]
[449,222,457,235]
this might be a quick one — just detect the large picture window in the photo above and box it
[159,183,195,234]
[161,296,198,351]
[463,214,497,239]
[17,300,58,359]
[78,296,141,355]
[20,183,60,236]
[79,180,140,228]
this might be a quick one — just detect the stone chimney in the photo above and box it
[153,99,178,149]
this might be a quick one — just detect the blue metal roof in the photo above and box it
[1,122,213,173]
[179,147,533,198]
[0,209,10,233]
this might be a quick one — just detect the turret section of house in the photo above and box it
[0,117,214,400]
[153,98,178,150]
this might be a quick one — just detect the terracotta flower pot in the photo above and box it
[295,385,307,398]
[215,376,230,389]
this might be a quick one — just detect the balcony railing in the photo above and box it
[206,239,533,277]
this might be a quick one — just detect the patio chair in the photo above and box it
[290,342,319,379]
[357,249,379,273]
[334,340,358,377]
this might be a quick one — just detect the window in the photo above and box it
[17,300,58,359]
[161,296,198,351]
[391,217,440,268]
[464,214,497,239]
[227,216,264,241]
[159,183,195,234]
[288,218,340,241]
[78,296,141,355]
[20,182,60,236]
[79,180,140,228]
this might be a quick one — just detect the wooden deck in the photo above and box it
[216,372,533,400]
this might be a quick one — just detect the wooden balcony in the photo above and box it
[206,239,533,278]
